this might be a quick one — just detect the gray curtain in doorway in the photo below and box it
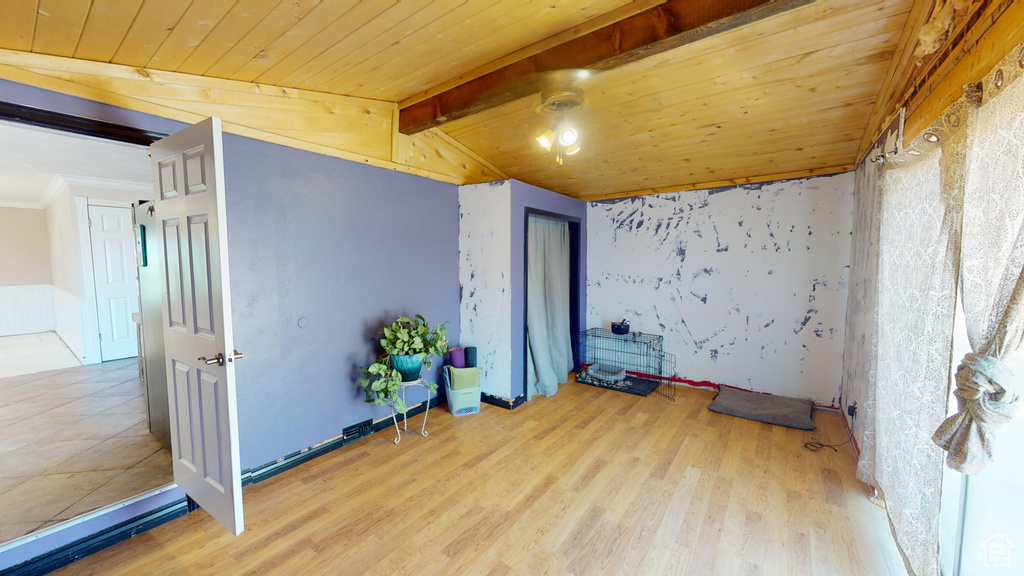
[526,215,573,400]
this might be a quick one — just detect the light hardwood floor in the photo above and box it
[51,380,907,575]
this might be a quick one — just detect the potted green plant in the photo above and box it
[359,314,449,414]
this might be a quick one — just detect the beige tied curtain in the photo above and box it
[932,59,1024,475]
[933,351,1021,474]
[853,43,1024,576]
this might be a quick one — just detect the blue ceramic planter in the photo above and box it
[391,354,424,382]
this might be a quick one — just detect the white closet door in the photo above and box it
[89,205,139,361]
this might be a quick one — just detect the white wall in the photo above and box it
[45,184,78,296]
[50,286,84,359]
[587,172,854,405]
[74,197,102,364]
[0,207,51,286]
[458,181,513,397]
[43,185,88,361]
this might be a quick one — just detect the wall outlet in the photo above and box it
[847,402,858,417]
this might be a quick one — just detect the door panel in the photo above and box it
[151,117,243,536]
[163,219,187,329]
[188,215,215,337]
[89,205,140,361]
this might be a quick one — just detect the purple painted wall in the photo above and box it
[223,135,460,468]
[0,487,185,571]
[509,180,587,398]
[0,79,460,566]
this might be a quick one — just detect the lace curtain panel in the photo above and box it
[932,63,1024,474]
[863,147,958,576]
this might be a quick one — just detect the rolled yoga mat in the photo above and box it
[450,347,466,368]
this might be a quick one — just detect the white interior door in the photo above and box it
[89,204,140,361]
[151,117,244,535]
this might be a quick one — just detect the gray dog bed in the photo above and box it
[707,385,816,430]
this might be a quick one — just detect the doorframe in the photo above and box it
[0,100,164,366]
[0,100,165,145]
[0,101,180,554]
[522,208,583,400]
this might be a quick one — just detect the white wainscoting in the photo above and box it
[51,285,86,362]
[0,284,55,337]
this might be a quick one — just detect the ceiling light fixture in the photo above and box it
[536,113,582,165]
[535,80,587,165]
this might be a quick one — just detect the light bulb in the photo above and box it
[557,124,578,146]
[536,130,555,151]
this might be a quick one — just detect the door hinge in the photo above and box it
[88,218,92,228]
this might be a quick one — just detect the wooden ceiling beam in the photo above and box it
[398,0,813,135]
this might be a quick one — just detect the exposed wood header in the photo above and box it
[399,0,813,135]
[0,49,507,186]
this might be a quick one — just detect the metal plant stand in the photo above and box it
[389,379,430,444]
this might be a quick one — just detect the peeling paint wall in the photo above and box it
[458,181,513,397]
[587,173,854,405]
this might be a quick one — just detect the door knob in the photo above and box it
[198,353,224,366]
[228,350,244,362]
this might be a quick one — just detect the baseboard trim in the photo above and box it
[241,419,374,486]
[242,396,441,485]
[481,392,526,410]
[371,396,440,433]
[2,496,187,576]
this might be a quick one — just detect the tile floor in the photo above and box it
[0,358,172,544]
[0,332,81,379]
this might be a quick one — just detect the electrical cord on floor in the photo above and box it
[803,438,851,452]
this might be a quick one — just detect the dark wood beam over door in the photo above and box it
[398,0,813,135]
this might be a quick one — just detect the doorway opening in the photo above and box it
[522,208,582,400]
[0,108,172,545]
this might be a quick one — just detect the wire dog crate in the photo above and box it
[576,328,676,401]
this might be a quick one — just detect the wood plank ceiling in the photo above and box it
[0,0,916,199]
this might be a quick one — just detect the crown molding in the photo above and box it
[0,175,69,210]
[60,175,151,195]
[40,174,69,208]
